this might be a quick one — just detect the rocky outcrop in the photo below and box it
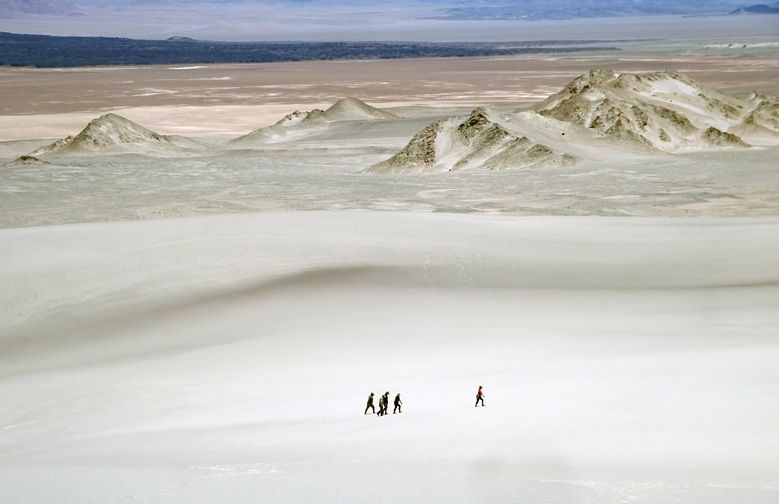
[31,113,202,156]
[366,107,576,174]
[231,98,397,145]
[534,69,751,151]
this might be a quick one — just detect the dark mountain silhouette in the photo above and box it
[729,2,779,13]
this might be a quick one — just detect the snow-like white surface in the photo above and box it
[1,211,778,503]
[644,77,700,99]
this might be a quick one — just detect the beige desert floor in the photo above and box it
[2,48,779,140]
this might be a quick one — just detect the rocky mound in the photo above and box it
[366,69,779,174]
[31,113,202,156]
[231,98,397,145]
[4,155,51,167]
[533,69,751,151]
[319,97,398,121]
[366,107,576,174]
[729,91,779,140]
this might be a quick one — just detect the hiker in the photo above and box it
[475,385,485,407]
[393,393,402,414]
[365,392,376,415]
[381,392,389,416]
[376,392,385,416]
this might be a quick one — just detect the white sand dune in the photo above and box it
[1,211,778,503]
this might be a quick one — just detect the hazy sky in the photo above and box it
[0,0,774,41]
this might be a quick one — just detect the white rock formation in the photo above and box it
[368,69,779,173]
[31,113,203,156]
[366,107,577,174]
[534,69,752,151]
[730,91,779,141]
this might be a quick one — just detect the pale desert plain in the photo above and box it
[1,27,779,504]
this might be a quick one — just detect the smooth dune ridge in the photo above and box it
[1,212,778,503]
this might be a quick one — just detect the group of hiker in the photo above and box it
[363,386,486,416]
[365,391,401,416]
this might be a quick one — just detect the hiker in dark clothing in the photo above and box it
[380,392,389,416]
[475,385,485,407]
[376,392,385,416]
[393,393,402,414]
[365,392,376,415]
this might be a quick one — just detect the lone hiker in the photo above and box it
[365,392,376,415]
[393,393,402,414]
[475,385,485,407]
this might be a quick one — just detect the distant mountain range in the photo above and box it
[424,0,749,20]
[729,1,779,13]
[0,1,772,44]
[0,0,758,21]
